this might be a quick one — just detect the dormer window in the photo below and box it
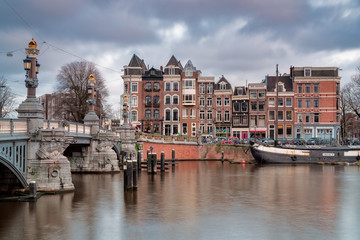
[304,68,311,77]
[170,68,175,75]
[220,83,226,90]
[185,70,192,76]
[277,82,285,92]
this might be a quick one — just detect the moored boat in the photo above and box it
[250,143,360,164]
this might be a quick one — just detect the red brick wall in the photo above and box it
[142,142,199,160]
[142,142,253,162]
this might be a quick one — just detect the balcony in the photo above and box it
[145,88,152,92]
[145,103,152,107]
[153,88,160,92]
[153,103,160,108]
[182,100,196,106]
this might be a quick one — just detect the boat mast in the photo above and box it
[274,64,279,146]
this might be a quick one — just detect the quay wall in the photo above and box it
[141,141,254,162]
[142,142,199,160]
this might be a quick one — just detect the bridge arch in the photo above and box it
[0,156,28,190]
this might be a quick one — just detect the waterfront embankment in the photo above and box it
[142,141,254,163]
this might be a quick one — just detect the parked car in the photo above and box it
[243,138,256,144]
[306,138,322,145]
[291,138,305,145]
[277,138,289,145]
[261,138,274,145]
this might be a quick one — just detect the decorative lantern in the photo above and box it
[23,56,31,71]
[35,61,40,74]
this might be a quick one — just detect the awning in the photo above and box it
[250,130,266,133]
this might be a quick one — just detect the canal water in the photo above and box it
[1,162,360,240]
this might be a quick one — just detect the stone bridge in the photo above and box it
[0,38,139,194]
[0,118,138,193]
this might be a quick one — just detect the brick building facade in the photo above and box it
[121,57,341,143]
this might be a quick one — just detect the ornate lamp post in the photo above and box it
[87,74,97,111]
[17,38,44,131]
[84,74,100,134]
[122,103,129,127]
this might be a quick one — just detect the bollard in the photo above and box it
[172,149,175,169]
[148,153,157,174]
[137,150,141,172]
[124,159,133,190]
[29,181,37,198]
[221,151,224,163]
[152,153,157,173]
[132,159,138,189]
[147,151,151,173]
[161,152,165,172]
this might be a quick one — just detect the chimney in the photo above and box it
[160,66,163,71]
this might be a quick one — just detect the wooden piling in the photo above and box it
[147,153,157,174]
[137,150,141,172]
[132,160,138,189]
[161,152,165,172]
[172,149,175,169]
[221,151,224,163]
[124,159,133,190]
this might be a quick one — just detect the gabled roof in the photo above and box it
[215,75,232,90]
[183,60,196,72]
[128,54,145,68]
[166,55,181,68]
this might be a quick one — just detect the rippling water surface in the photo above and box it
[1,162,360,240]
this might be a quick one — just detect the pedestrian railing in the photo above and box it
[43,120,91,135]
[0,119,28,135]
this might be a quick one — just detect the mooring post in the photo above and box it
[172,149,175,169]
[29,181,37,198]
[221,151,224,163]
[132,159,138,189]
[149,153,157,174]
[161,152,165,172]
[124,159,133,190]
[137,150,141,172]
[147,151,151,173]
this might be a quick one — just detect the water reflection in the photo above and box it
[1,162,360,240]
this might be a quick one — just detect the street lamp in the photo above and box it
[87,74,97,112]
[23,56,31,71]
[35,61,40,74]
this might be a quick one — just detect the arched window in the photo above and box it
[165,95,171,105]
[131,110,138,122]
[173,109,178,121]
[173,95,179,105]
[131,96,138,106]
[165,109,171,121]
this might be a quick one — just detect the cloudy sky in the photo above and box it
[0,0,359,116]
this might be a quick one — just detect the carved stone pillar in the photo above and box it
[26,128,74,191]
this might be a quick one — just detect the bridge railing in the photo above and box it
[0,119,28,135]
[43,120,91,135]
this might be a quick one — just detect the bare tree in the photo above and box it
[0,76,16,118]
[343,66,360,118]
[340,86,351,143]
[56,61,109,122]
